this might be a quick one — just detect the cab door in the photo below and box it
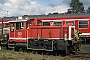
[15,22,27,43]
[9,23,15,42]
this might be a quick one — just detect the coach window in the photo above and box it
[79,20,88,28]
[54,21,62,26]
[16,22,24,30]
[66,21,74,25]
[5,23,9,28]
[43,22,50,26]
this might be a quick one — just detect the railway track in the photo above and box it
[68,52,90,58]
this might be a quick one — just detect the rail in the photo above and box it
[68,52,90,58]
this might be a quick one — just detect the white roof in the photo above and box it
[9,19,27,23]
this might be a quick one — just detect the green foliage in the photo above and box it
[87,6,90,13]
[48,12,59,15]
[67,0,85,13]
[48,13,52,15]
[53,12,59,14]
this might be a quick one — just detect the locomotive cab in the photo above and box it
[8,19,31,50]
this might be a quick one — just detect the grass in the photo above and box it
[0,44,90,60]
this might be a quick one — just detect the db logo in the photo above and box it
[18,32,22,38]
[18,32,22,36]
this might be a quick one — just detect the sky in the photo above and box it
[0,0,90,17]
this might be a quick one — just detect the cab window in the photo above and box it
[11,23,14,32]
[43,22,50,26]
[26,22,29,28]
[16,22,24,30]
[54,21,62,26]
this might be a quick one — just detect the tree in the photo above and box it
[48,13,52,15]
[53,12,59,14]
[67,0,85,13]
[87,6,90,13]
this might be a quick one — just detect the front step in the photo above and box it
[8,43,15,49]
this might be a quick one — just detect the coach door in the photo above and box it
[69,26,75,40]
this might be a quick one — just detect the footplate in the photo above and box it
[27,39,53,51]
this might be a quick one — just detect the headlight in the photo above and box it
[64,34,67,41]
[4,34,7,37]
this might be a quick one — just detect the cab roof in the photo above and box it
[9,19,27,23]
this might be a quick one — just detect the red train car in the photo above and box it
[8,18,81,55]
[37,17,90,43]
[0,20,10,48]
[0,20,9,28]
[0,20,10,34]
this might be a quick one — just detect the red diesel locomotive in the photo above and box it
[7,18,81,55]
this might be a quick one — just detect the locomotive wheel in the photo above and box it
[73,45,77,51]
[5,41,12,50]
[74,44,80,51]
[14,46,20,52]
[14,46,27,52]
[65,46,71,55]
[19,47,27,52]
[6,42,9,50]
